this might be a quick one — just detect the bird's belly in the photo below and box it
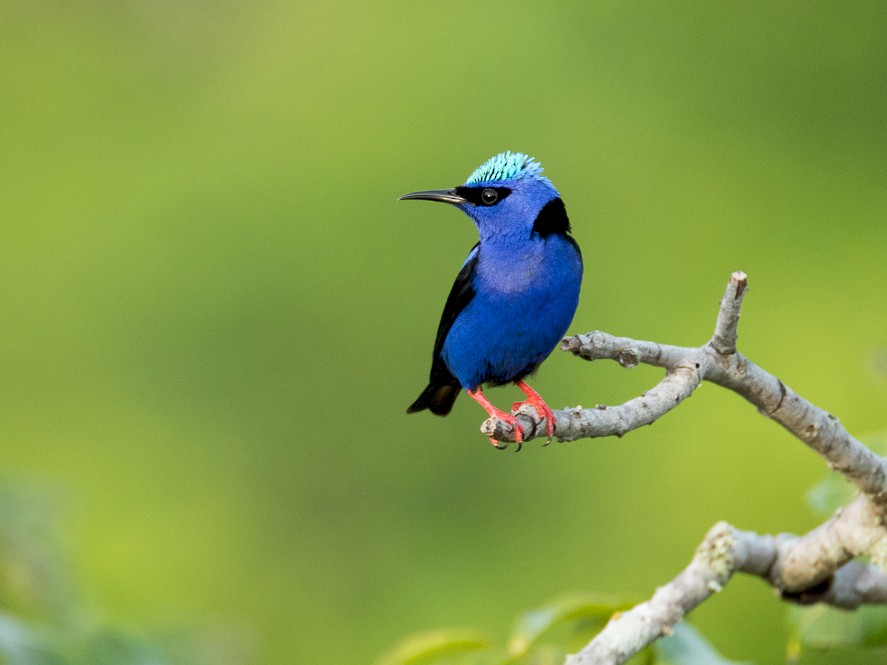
[441,275,580,389]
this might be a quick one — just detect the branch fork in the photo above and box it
[478,271,887,664]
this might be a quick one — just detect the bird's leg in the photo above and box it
[467,387,524,449]
[512,380,555,445]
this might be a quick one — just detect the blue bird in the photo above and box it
[401,151,583,448]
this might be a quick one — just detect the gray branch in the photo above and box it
[567,518,887,665]
[480,272,887,664]
[484,272,887,507]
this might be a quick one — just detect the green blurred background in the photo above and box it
[2,1,886,663]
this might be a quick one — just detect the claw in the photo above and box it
[468,387,524,448]
[513,380,556,445]
[488,411,524,448]
[490,438,521,451]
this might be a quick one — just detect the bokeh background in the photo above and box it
[2,1,886,663]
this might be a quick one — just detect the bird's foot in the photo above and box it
[513,381,556,445]
[487,411,524,450]
[467,387,524,450]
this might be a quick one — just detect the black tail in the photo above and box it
[407,382,460,416]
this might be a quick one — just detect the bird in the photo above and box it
[400,151,583,449]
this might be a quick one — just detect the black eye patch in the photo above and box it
[454,186,512,207]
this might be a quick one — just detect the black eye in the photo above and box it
[481,188,498,205]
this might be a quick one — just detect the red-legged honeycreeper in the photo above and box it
[400,151,583,448]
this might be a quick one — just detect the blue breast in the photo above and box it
[441,234,582,389]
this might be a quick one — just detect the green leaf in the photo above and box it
[788,604,862,649]
[0,613,67,665]
[788,603,887,653]
[860,606,887,647]
[655,623,749,665]
[792,646,887,664]
[507,593,632,657]
[373,628,493,665]
[806,473,856,517]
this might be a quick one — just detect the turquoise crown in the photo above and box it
[465,151,545,185]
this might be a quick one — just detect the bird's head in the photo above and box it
[400,151,564,242]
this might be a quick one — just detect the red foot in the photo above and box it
[467,387,524,448]
[512,380,556,445]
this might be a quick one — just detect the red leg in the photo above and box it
[467,387,523,448]
[512,380,556,444]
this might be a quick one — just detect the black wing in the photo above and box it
[430,243,479,377]
[407,243,479,415]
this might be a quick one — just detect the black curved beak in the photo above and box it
[398,189,467,205]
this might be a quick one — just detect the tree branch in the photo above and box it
[477,271,887,663]
[566,518,887,665]
[484,272,887,506]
